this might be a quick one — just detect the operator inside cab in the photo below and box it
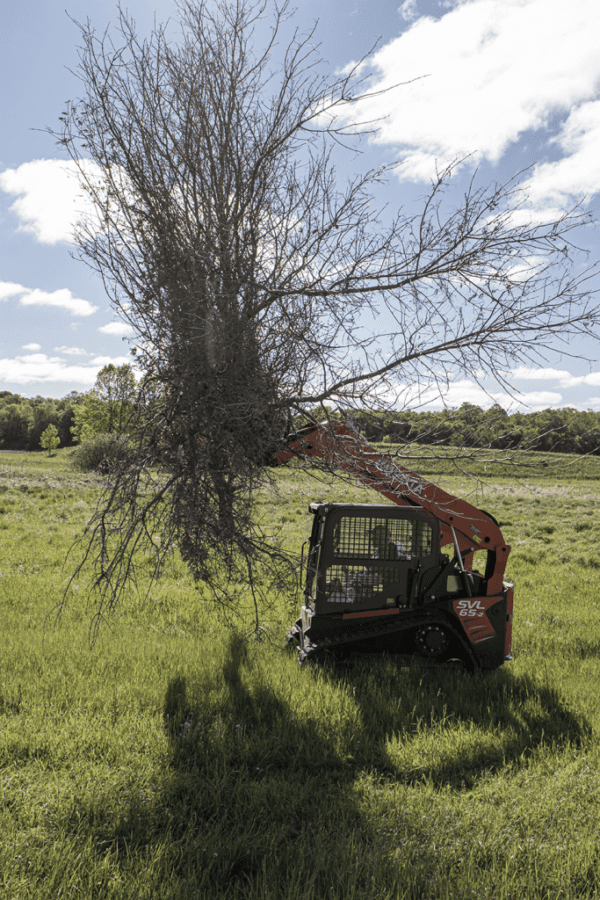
[370,523,410,561]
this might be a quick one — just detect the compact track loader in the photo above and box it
[278,423,513,670]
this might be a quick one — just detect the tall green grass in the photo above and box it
[1,449,599,898]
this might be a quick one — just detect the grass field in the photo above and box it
[1,448,600,899]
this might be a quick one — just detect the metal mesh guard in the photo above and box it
[324,565,401,604]
[333,516,432,560]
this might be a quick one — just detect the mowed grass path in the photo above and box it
[1,449,600,899]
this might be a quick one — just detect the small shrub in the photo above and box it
[70,433,131,473]
[40,424,60,456]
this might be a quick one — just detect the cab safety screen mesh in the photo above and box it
[332,517,432,560]
[324,565,401,604]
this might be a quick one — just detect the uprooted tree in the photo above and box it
[55,0,599,629]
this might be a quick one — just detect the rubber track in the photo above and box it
[297,612,433,663]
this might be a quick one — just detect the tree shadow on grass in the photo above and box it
[77,638,593,899]
[95,636,447,898]
[155,640,380,895]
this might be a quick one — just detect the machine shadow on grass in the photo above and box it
[315,655,592,788]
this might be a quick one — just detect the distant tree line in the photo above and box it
[352,403,600,455]
[0,364,137,451]
[0,391,83,451]
[2,386,600,457]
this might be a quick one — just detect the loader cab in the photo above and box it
[304,503,441,615]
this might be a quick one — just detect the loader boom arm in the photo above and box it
[277,422,510,595]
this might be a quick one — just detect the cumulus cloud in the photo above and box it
[0,353,99,386]
[574,397,600,411]
[0,281,98,316]
[0,282,26,301]
[88,355,133,367]
[511,366,600,389]
[53,346,90,356]
[511,366,575,384]
[0,159,101,245]
[342,0,600,209]
[399,0,419,22]
[0,352,134,386]
[20,288,99,317]
[521,99,600,212]
[98,322,135,336]
[416,379,562,411]
[22,343,41,351]
[380,377,563,411]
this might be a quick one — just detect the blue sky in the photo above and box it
[1,0,599,410]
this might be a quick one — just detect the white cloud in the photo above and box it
[0,158,100,245]
[580,375,600,388]
[22,343,42,351]
[509,391,563,409]
[88,355,133,367]
[572,397,600,411]
[0,352,134,386]
[0,354,98,386]
[511,366,600,389]
[342,0,600,208]
[53,346,90,356]
[399,0,419,22]
[20,288,98,317]
[0,281,98,316]
[511,366,575,384]
[414,379,562,411]
[381,376,563,411]
[98,322,135,336]
[0,282,26,300]
[521,99,600,211]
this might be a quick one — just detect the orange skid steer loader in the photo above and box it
[277,422,513,670]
